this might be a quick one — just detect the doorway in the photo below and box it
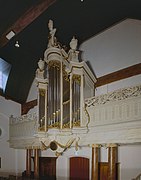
[39,157,57,179]
[70,157,89,180]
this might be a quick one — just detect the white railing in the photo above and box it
[9,113,38,138]
[9,84,141,138]
[85,84,141,126]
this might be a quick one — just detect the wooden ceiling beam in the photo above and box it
[0,0,56,47]
[96,63,141,87]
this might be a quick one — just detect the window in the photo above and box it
[0,58,11,93]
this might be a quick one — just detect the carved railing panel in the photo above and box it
[9,113,38,138]
[85,84,141,126]
[9,84,141,148]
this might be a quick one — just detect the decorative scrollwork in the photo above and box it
[55,138,75,156]
[86,84,141,107]
[84,103,90,129]
[39,89,45,97]
[48,60,61,69]
[72,74,81,85]
[40,138,76,157]
[62,64,69,81]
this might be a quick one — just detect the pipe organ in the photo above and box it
[36,20,96,132]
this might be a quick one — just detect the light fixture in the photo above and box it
[6,30,15,40]
[15,41,20,48]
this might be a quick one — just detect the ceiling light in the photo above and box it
[6,31,15,40]
[15,41,20,48]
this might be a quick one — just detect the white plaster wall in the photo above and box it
[15,149,26,175]
[100,145,141,180]
[100,147,108,162]
[42,148,56,157]
[119,145,141,180]
[0,96,25,176]
[0,96,21,117]
[26,78,37,102]
[0,113,16,176]
[80,19,141,77]
[56,156,69,180]
[95,74,141,96]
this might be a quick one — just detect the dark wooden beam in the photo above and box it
[21,99,37,115]
[96,63,141,87]
[0,0,56,47]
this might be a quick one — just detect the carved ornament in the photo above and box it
[85,84,141,107]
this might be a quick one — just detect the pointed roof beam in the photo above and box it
[0,0,56,48]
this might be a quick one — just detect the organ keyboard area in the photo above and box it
[36,20,96,132]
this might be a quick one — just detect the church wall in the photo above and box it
[119,145,141,180]
[60,145,139,179]
[40,147,92,180]
[1,77,141,178]
[24,46,141,180]
[38,145,141,180]
[95,74,141,96]
[2,18,141,179]
[79,19,141,78]
[0,96,25,176]
[26,78,37,102]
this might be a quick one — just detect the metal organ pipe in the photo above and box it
[53,66,56,124]
[47,61,61,127]
[72,76,80,125]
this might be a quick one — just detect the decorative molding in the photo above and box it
[9,84,141,149]
[9,113,38,141]
[9,120,141,149]
[96,63,141,87]
[10,113,37,124]
[104,143,118,148]
[91,144,101,148]
[85,84,141,107]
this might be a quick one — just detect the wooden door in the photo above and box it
[39,157,57,179]
[70,157,89,180]
[99,162,109,180]
[99,162,119,180]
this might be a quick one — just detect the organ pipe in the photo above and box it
[47,61,61,127]
[72,75,81,127]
